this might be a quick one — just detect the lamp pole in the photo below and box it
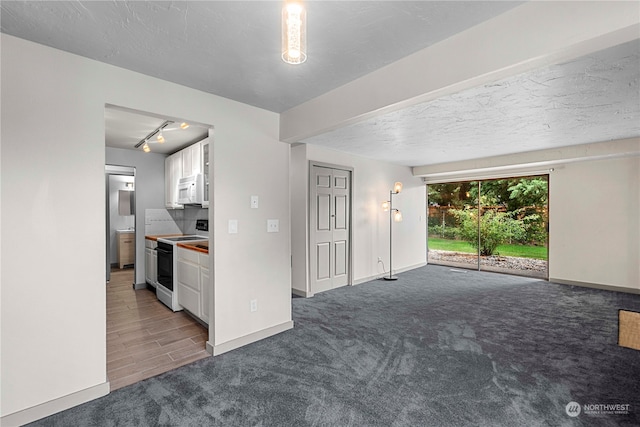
[382,182,402,281]
[385,189,398,281]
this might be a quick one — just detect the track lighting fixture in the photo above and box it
[134,120,172,152]
[133,119,192,153]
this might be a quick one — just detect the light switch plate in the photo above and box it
[251,196,259,209]
[267,219,279,233]
[228,219,238,234]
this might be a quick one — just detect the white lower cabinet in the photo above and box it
[145,239,158,286]
[152,249,157,285]
[200,255,210,324]
[177,247,210,324]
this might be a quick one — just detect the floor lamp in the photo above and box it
[382,182,403,280]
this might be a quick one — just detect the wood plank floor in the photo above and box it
[107,268,210,390]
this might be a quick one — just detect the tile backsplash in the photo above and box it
[179,206,209,236]
[145,207,209,237]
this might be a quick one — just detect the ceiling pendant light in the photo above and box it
[282,1,306,64]
[157,129,165,143]
[142,141,151,153]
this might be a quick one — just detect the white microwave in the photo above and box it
[177,174,203,205]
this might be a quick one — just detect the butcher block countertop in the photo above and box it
[177,241,209,254]
[145,234,184,241]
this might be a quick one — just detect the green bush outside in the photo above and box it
[427,225,458,240]
[428,237,547,260]
[451,208,526,256]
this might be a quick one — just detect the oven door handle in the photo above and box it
[156,247,172,255]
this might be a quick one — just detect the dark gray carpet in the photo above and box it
[29,265,640,426]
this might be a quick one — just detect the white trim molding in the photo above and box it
[292,288,313,298]
[550,278,640,296]
[354,262,427,286]
[208,321,294,356]
[0,382,110,427]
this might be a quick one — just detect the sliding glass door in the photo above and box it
[428,176,548,279]
[427,181,479,269]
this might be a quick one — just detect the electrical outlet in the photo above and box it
[267,219,279,233]
[251,196,259,209]
[250,299,258,312]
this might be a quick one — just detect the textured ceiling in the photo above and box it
[1,1,638,166]
[302,40,640,166]
[0,1,522,113]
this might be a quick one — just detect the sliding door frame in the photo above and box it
[426,172,550,279]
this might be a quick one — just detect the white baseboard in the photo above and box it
[292,288,313,298]
[550,277,640,295]
[1,381,110,427]
[134,282,148,290]
[209,320,295,356]
[354,262,428,285]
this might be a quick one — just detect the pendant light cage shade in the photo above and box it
[282,2,307,64]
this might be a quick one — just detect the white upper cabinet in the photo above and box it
[182,141,202,178]
[201,138,210,208]
[165,138,208,209]
[165,151,183,209]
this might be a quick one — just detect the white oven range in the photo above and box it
[155,235,208,311]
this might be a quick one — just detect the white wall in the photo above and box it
[211,110,292,346]
[290,144,309,294]
[549,156,640,291]
[291,144,427,296]
[0,34,291,423]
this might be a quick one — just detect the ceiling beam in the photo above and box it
[280,1,640,143]
[414,138,640,182]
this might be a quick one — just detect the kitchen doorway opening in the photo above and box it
[427,175,549,279]
[104,105,213,390]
